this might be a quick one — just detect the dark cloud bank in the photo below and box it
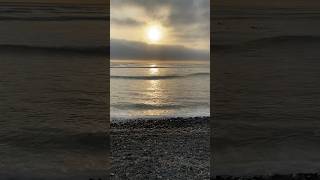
[111,39,209,61]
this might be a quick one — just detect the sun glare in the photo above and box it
[149,65,159,75]
[147,25,162,43]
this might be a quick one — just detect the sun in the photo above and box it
[147,25,162,43]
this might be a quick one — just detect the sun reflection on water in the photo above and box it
[147,63,161,103]
[149,64,159,75]
[143,79,170,116]
[140,64,169,116]
[147,80,161,101]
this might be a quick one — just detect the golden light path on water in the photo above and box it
[141,64,172,116]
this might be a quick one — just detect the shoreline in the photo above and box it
[110,116,210,179]
[111,116,210,128]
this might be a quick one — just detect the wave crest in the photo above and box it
[0,44,108,55]
[214,35,320,52]
[111,73,210,80]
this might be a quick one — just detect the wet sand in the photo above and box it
[110,117,210,179]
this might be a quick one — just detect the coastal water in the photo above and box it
[0,2,108,179]
[111,60,210,121]
[213,7,320,176]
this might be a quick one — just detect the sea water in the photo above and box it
[0,2,108,179]
[111,60,210,121]
[213,7,320,176]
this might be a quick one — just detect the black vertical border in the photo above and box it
[210,0,214,178]
[107,0,111,179]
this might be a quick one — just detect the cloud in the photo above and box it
[111,0,209,26]
[111,38,209,60]
[111,0,210,49]
[111,17,144,26]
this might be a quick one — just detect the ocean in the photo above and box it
[110,60,210,121]
[213,7,320,176]
[0,2,108,179]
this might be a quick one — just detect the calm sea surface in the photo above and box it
[0,2,108,179]
[213,8,320,176]
[111,60,210,121]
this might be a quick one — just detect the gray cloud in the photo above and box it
[111,0,210,47]
[111,38,209,60]
[111,0,209,25]
[111,17,144,26]
[111,0,169,12]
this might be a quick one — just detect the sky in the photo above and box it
[110,0,210,60]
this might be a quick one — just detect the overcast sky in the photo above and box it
[110,0,210,60]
